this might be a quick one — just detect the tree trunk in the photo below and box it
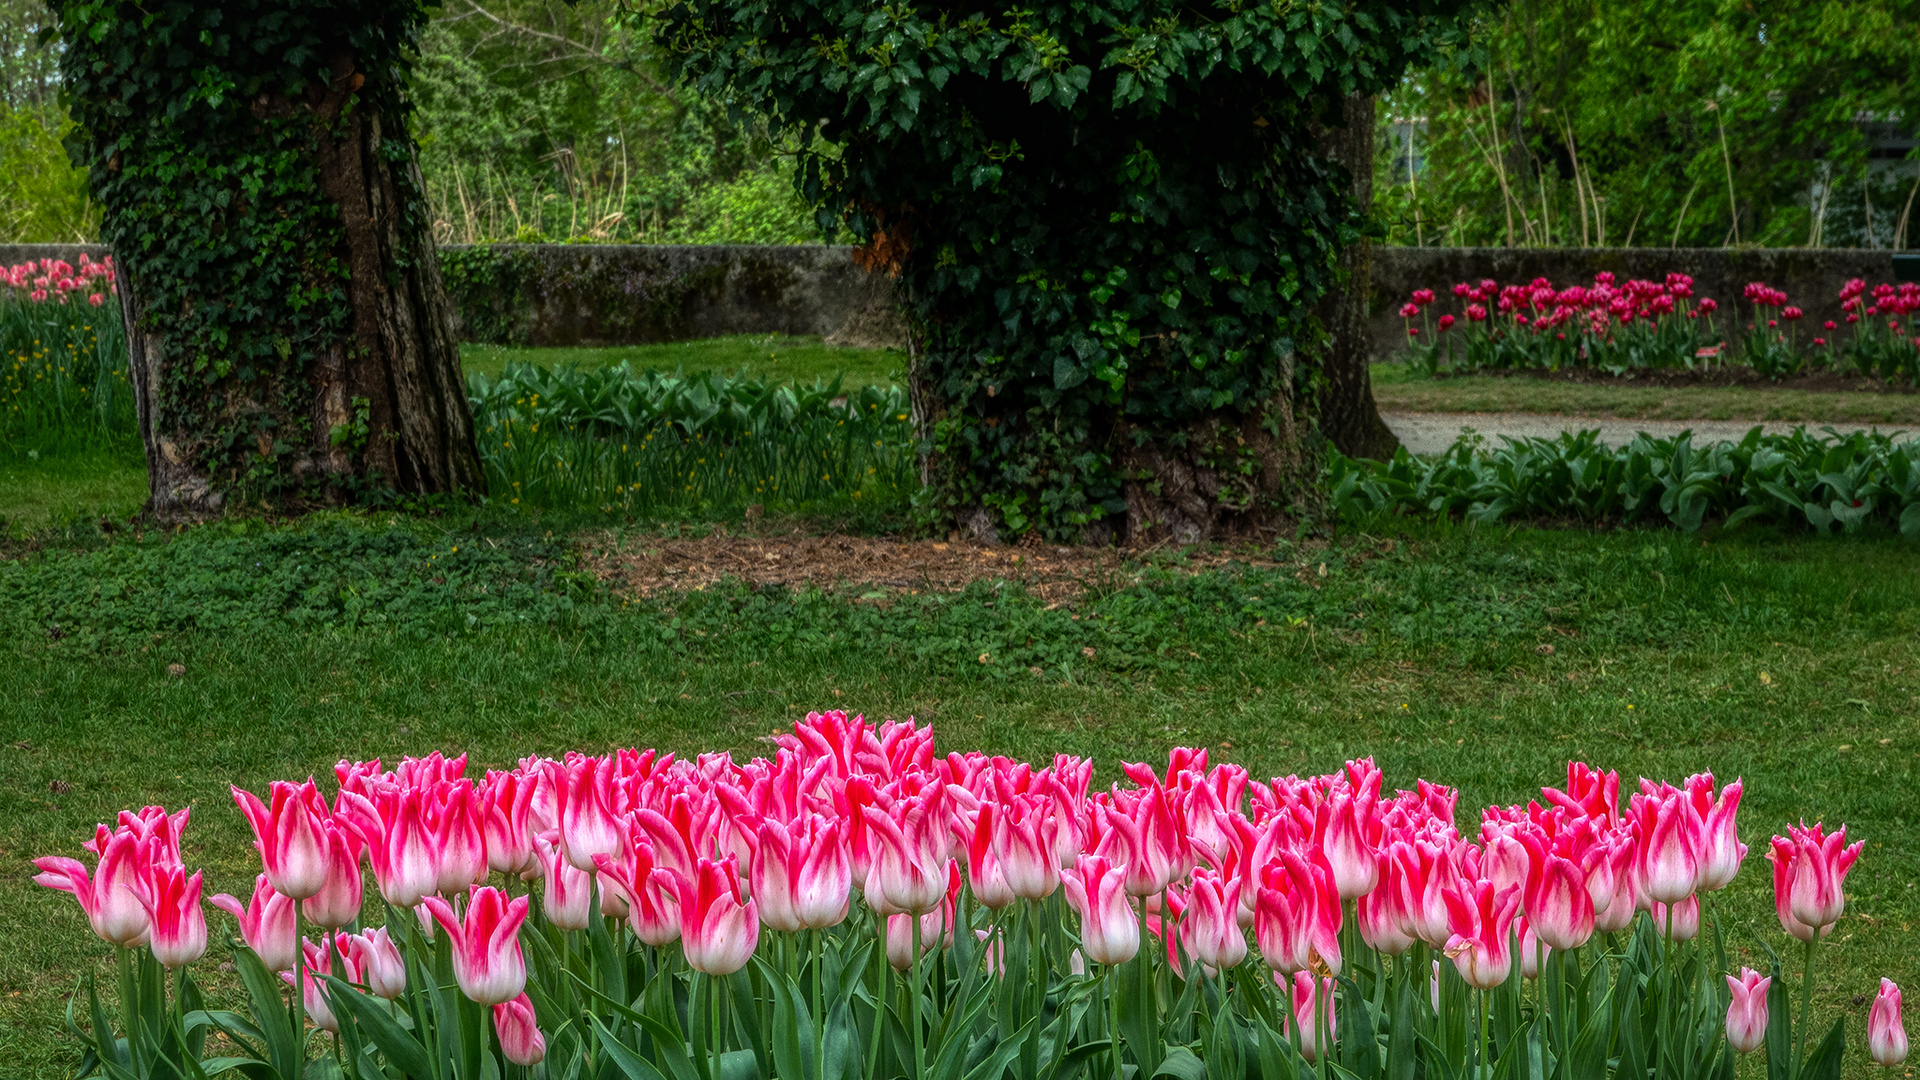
[1114,371,1318,545]
[69,10,483,523]
[1317,93,1403,462]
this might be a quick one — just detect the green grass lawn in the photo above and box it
[1371,362,1920,425]
[460,334,906,386]
[2,512,1917,1075]
[0,444,148,538]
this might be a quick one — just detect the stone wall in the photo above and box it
[0,242,908,349]
[1367,247,1906,360]
[435,243,906,348]
[13,241,1914,361]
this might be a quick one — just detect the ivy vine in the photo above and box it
[652,0,1478,539]
[54,0,435,500]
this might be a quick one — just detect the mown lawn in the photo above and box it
[1371,362,1920,425]
[459,334,905,386]
[1,511,1917,1076]
[0,443,147,538]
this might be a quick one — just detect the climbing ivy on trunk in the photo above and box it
[652,0,1476,541]
[55,0,482,519]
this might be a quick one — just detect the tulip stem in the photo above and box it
[1792,938,1816,1080]
[910,912,926,1080]
[293,908,307,1056]
[864,911,885,1080]
[712,972,726,1080]
[813,929,826,1080]
[115,947,137,1064]
[1108,966,1124,1080]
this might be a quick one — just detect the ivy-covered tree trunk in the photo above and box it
[61,2,482,522]
[1318,93,1404,463]
[657,0,1470,545]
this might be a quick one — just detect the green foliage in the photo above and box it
[1331,426,1920,535]
[437,244,543,345]
[2,516,594,647]
[470,362,916,517]
[1377,0,1920,249]
[653,0,1479,539]
[0,103,95,242]
[411,0,825,245]
[52,0,437,500]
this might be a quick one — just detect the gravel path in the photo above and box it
[1381,411,1916,455]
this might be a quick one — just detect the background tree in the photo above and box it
[0,0,92,240]
[1379,0,1920,249]
[1318,92,1401,461]
[411,0,828,245]
[54,0,482,520]
[653,0,1475,542]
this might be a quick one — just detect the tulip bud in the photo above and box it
[283,939,340,1033]
[342,926,407,999]
[1724,968,1771,1054]
[494,993,548,1067]
[1872,979,1909,1066]
[1286,971,1338,1064]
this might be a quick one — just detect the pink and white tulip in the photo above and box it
[676,856,759,976]
[1061,853,1138,966]
[234,780,332,900]
[211,874,298,971]
[421,887,530,1005]
[1724,968,1771,1054]
[1871,979,1908,1067]
[494,993,548,1067]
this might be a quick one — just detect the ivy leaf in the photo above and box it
[1053,357,1088,390]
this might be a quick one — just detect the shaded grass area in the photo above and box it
[0,444,147,538]
[1371,362,1920,425]
[2,517,1918,1075]
[459,334,905,386]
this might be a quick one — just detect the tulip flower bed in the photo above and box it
[1331,426,1920,535]
[31,709,1909,1080]
[0,256,133,451]
[469,363,917,517]
[1396,275,1920,382]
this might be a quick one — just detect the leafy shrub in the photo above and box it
[469,363,916,516]
[1331,427,1920,535]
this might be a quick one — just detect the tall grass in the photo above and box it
[468,363,918,518]
[0,287,134,454]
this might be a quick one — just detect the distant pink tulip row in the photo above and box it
[3,254,116,306]
[30,712,1910,1071]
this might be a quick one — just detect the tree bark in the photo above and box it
[1317,93,1403,462]
[117,55,481,522]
